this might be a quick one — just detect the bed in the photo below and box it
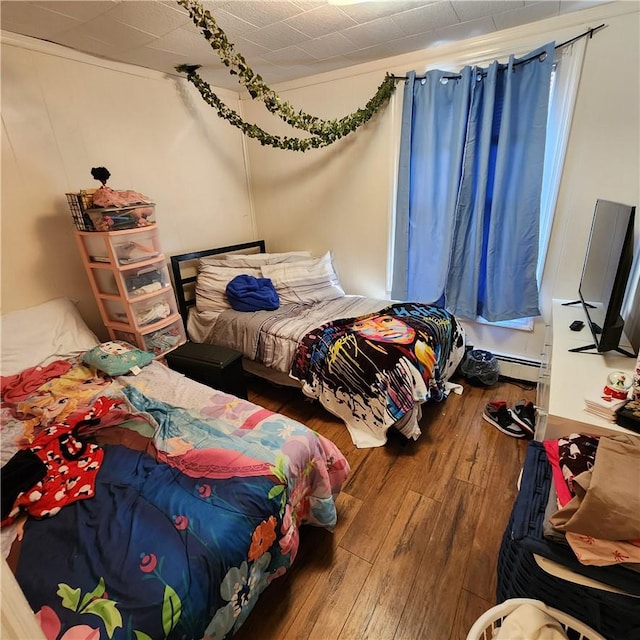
[0,297,349,640]
[171,241,466,449]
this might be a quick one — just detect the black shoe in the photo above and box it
[482,401,528,439]
[510,400,536,437]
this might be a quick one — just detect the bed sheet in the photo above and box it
[1,360,349,640]
[188,295,391,375]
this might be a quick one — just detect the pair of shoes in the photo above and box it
[510,400,536,437]
[482,401,531,439]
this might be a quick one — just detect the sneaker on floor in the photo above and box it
[510,400,536,437]
[482,401,528,439]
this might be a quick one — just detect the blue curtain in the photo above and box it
[392,43,554,322]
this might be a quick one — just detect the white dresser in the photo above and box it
[536,299,637,440]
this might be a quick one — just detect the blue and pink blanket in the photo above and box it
[2,361,349,640]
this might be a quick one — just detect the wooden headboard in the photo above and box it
[170,240,266,324]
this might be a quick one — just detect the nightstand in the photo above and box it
[165,342,248,399]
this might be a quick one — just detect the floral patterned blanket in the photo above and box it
[2,361,349,640]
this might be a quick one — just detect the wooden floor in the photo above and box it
[233,375,536,640]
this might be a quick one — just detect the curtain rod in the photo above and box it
[390,23,605,82]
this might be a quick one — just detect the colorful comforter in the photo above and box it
[1,360,349,640]
[290,303,466,448]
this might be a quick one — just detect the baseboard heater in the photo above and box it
[493,353,541,383]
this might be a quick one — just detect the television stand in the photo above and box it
[561,300,596,308]
[536,300,638,441]
[568,342,636,358]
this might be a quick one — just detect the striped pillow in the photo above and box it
[199,251,312,269]
[196,264,261,313]
[261,252,345,304]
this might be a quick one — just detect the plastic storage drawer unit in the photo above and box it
[165,342,247,399]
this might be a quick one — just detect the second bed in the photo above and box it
[171,241,466,448]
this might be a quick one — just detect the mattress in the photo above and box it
[188,295,391,375]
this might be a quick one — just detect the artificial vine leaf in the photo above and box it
[134,632,154,640]
[175,0,397,151]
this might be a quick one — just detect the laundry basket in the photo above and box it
[466,598,607,640]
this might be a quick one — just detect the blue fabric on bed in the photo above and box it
[15,444,284,640]
[226,274,280,312]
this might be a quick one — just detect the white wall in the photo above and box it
[243,2,639,362]
[1,33,254,337]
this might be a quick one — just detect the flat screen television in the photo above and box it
[567,199,636,357]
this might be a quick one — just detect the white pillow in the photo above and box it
[261,252,345,304]
[1,297,99,376]
[199,251,312,269]
[195,264,261,313]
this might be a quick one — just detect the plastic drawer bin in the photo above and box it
[112,231,162,266]
[122,263,170,298]
[142,319,186,356]
[103,290,177,328]
[87,205,155,232]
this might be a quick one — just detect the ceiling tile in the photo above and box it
[384,30,443,58]
[205,8,261,38]
[298,32,358,59]
[53,29,126,59]
[452,1,524,22]
[391,2,461,36]
[79,16,158,50]
[284,4,357,39]
[299,55,353,76]
[262,44,317,66]
[336,0,432,24]
[118,45,191,75]
[105,1,191,37]
[558,0,611,14]
[433,15,496,46]
[493,2,561,31]
[342,42,396,64]
[0,2,82,38]
[341,17,405,49]
[243,21,309,49]
[32,1,118,22]
[231,36,270,59]
[147,26,213,58]
[221,0,305,28]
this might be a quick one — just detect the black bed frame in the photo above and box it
[170,240,266,325]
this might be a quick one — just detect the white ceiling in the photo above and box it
[0,0,612,91]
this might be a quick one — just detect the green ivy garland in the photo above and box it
[175,0,397,151]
